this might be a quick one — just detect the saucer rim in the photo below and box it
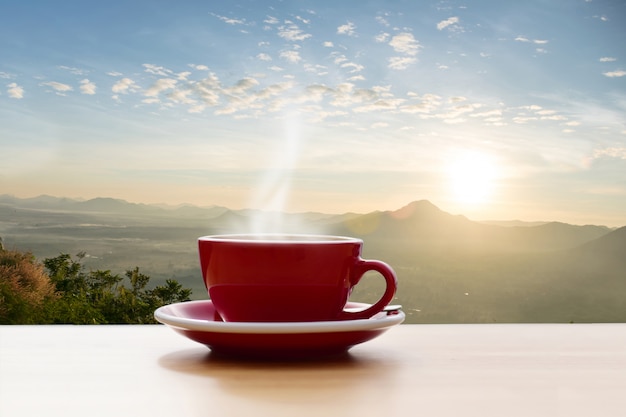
[154,299,405,334]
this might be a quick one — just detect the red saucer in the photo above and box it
[154,300,404,359]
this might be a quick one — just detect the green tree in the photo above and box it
[1,249,192,324]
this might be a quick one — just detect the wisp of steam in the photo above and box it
[245,110,305,234]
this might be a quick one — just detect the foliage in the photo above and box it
[0,249,57,324]
[0,248,192,324]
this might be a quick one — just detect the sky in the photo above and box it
[1,0,625,227]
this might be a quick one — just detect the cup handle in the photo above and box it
[337,259,398,320]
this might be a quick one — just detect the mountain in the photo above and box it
[0,195,614,251]
[571,225,626,265]
[327,200,611,252]
[2,194,624,324]
[172,204,229,218]
[479,220,548,227]
[0,194,81,210]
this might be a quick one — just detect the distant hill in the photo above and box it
[479,220,548,227]
[570,226,626,266]
[0,195,615,251]
[1,194,624,324]
[327,200,611,252]
[0,194,229,219]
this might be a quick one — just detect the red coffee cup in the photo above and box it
[198,234,397,322]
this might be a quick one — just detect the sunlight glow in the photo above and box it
[446,151,498,206]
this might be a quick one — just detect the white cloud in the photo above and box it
[194,75,221,106]
[599,57,616,62]
[300,84,333,103]
[79,79,96,95]
[540,114,567,121]
[388,56,416,70]
[375,32,390,43]
[264,16,279,25]
[257,53,272,61]
[437,17,459,31]
[471,109,502,118]
[40,81,73,94]
[211,13,246,25]
[372,85,393,97]
[0,71,13,79]
[376,16,390,27]
[401,103,435,114]
[214,99,246,116]
[520,104,542,111]
[593,147,626,160]
[515,36,549,46]
[144,78,178,97]
[323,41,334,47]
[309,109,349,122]
[58,65,87,75]
[107,71,123,77]
[389,33,420,56]
[7,82,24,99]
[187,104,206,114]
[333,53,348,65]
[143,63,172,76]
[341,61,364,73]
[443,117,467,124]
[437,103,482,120]
[278,24,312,41]
[513,116,538,124]
[295,15,310,25]
[189,64,209,71]
[112,78,136,94]
[167,88,196,104]
[388,33,420,70]
[280,50,302,63]
[337,21,356,36]
[603,70,626,78]
[303,63,327,75]
[225,77,259,95]
[400,93,442,114]
[355,98,405,113]
[255,81,294,100]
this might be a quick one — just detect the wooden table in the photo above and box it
[1,324,625,417]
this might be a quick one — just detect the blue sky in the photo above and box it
[1,0,625,226]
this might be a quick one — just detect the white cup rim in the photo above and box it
[198,233,363,244]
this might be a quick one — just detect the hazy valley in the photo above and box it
[1,194,624,324]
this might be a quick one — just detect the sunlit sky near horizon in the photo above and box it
[1,0,625,227]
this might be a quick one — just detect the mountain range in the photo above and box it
[1,194,624,323]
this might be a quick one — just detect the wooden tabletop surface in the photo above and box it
[1,323,625,417]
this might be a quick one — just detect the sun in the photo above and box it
[445,151,498,206]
